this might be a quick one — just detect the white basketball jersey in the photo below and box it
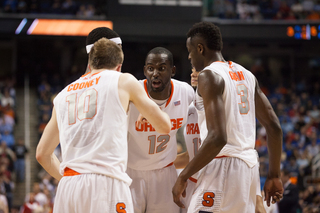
[195,61,258,168]
[127,79,194,170]
[183,102,201,180]
[54,70,131,185]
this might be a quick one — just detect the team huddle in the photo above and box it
[36,22,284,213]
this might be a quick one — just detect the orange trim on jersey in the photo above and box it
[189,177,197,183]
[215,155,228,159]
[165,81,174,107]
[63,167,80,176]
[143,80,150,98]
[143,80,174,108]
[164,162,173,168]
[81,72,91,78]
[81,71,103,78]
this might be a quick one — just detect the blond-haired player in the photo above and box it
[36,38,171,213]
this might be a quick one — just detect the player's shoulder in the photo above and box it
[172,79,193,91]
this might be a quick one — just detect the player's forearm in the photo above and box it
[178,133,226,181]
[266,123,283,178]
[37,153,62,181]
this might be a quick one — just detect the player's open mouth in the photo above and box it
[152,80,162,88]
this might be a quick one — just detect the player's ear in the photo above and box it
[171,66,176,77]
[197,43,204,55]
[115,64,122,72]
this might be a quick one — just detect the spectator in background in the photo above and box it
[12,138,28,182]
[278,169,301,213]
[21,192,42,213]
[1,129,15,149]
[0,111,14,134]
[32,183,48,208]
[0,142,16,171]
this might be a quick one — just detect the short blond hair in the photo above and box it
[89,38,124,70]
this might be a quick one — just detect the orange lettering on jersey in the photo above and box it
[67,77,101,92]
[229,71,245,81]
[135,121,144,132]
[186,123,200,135]
[73,83,79,90]
[194,123,199,134]
[187,123,194,134]
[229,71,239,81]
[237,71,245,80]
[171,118,183,130]
[177,118,183,129]
[136,118,183,132]
[95,76,101,85]
[79,82,85,90]
[67,84,73,91]
[145,122,155,132]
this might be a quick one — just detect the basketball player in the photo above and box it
[175,68,267,213]
[85,27,122,74]
[127,47,194,213]
[175,67,201,213]
[172,22,283,212]
[36,38,171,213]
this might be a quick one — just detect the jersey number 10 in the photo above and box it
[66,88,98,125]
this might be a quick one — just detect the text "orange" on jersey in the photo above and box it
[136,118,183,132]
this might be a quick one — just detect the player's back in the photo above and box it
[195,61,258,167]
[53,70,131,184]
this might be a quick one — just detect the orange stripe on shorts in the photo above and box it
[64,167,80,176]
[164,162,173,168]
[189,177,197,183]
[215,155,228,159]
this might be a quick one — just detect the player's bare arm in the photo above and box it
[36,107,62,181]
[119,73,171,134]
[173,151,189,169]
[255,77,283,207]
[172,70,227,208]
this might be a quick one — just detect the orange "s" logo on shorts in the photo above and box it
[116,202,126,213]
[202,192,215,207]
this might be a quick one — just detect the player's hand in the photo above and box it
[135,113,148,129]
[263,177,283,207]
[172,176,187,208]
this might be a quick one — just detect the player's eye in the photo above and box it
[159,66,166,71]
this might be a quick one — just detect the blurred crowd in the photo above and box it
[0,77,29,213]
[0,0,100,18]
[256,78,320,212]
[204,0,320,20]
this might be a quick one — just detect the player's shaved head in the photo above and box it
[86,27,120,46]
[146,47,174,67]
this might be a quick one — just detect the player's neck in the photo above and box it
[206,52,226,67]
